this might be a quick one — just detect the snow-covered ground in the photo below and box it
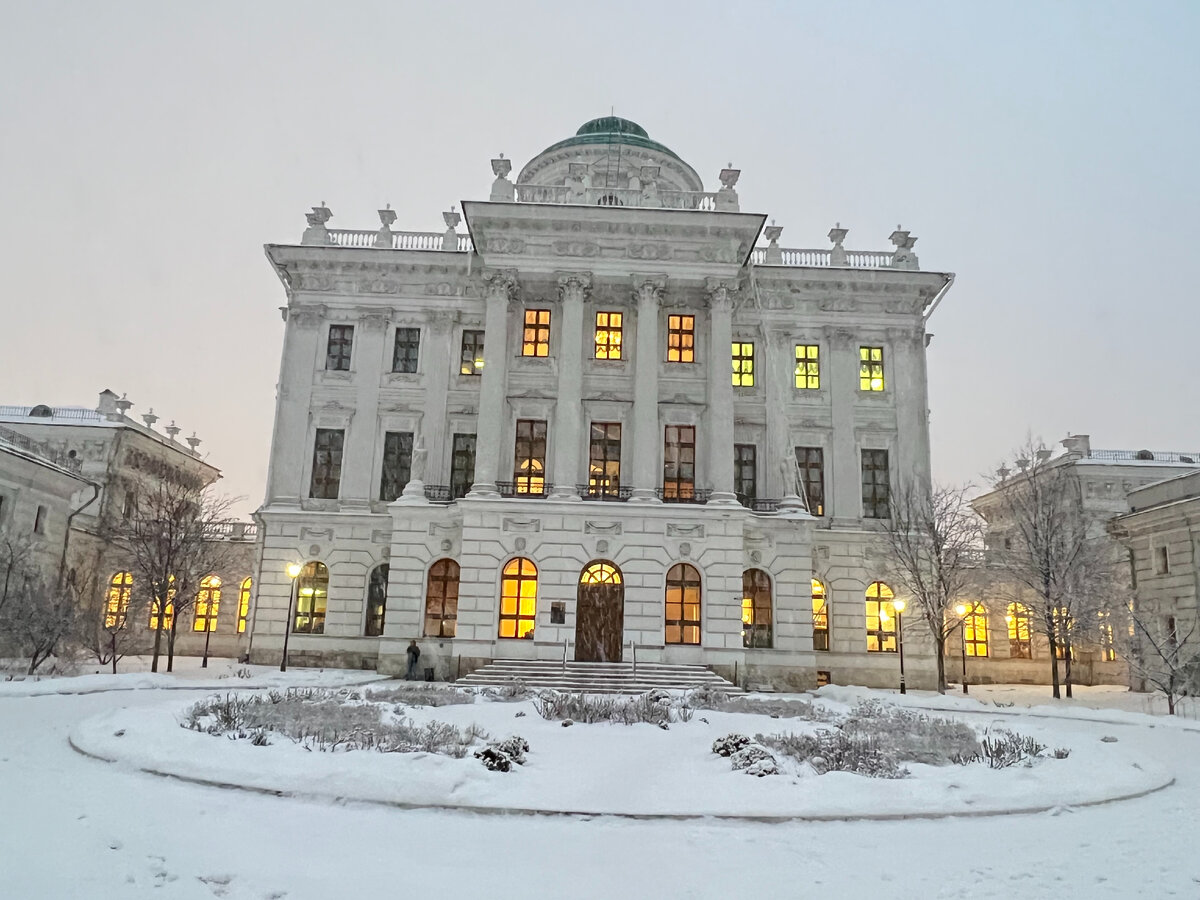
[3,667,1200,899]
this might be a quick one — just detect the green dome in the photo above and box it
[537,116,682,162]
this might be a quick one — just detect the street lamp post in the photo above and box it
[894,599,907,695]
[955,602,970,694]
[280,563,302,673]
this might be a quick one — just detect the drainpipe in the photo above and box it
[58,478,101,590]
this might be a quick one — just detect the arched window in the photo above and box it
[962,604,988,657]
[149,575,175,631]
[741,569,772,648]
[580,562,622,585]
[237,578,252,633]
[499,558,537,639]
[425,559,460,638]
[811,578,829,651]
[294,562,328,634]
[193,575,221,632]
[1006,602,1032,658]
[865,581,896,653]
[366,564,388,636]
[665,563,701,645]
[105,572,132,629]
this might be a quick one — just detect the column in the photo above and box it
[764,329,792,500]
[629,276,665,503]
[468,269,517,497]
[705,278,738,506]
[549,272,591,500]
[422,310,456,486]
[339,310,390,508]
[825,327,860,525]
[265,303,324,507]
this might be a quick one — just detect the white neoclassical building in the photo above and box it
[251,116,954,689]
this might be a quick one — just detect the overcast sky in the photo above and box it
[3,1,1198,516]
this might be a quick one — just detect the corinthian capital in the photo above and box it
[630,274,666,305]
[556,271,593,303]
[705,276,740,310]
[480,268,519,302]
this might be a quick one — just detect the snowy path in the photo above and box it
[3,689,1200,899]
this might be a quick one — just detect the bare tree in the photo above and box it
[983,439,1123,699]
[1,571,81,674]
[1118,604,1200,715]
[106,473,236,673]
[76,556,146,674]
[874,480,985,693]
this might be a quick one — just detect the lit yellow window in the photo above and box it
[193,575,221,632]
[732,342,755,387]
[860,346,884,391]
[865,581,896,652]
[667,315,695,363]
[594,311,622,360]
[962,604,988,657]
[795,344,820,389]
[105,572,132,629]
[1006,602,1032,659]
[149,575,175,631]
[665,563,701,645]
[812,578,829,650]
[1099,612,1116,661]
[581,562,622,585]
[499,557,537,639]
[522,309,551,357]
[237,577,252,633]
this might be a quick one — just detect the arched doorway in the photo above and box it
[576,561,623,662]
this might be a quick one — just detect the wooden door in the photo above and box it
[575,582,624,662]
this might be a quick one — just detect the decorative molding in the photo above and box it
[630,274,666,305]
[502,517,542,533]
[556,271,593,303]
[667,523,705,538]
[552,240,600,258]
[288,304,327,328]
[584,521,622,535]
[301,527,332,542]
[480,268,519,301]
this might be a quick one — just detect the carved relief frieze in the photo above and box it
[288,304,327,328]
[553,240,600,257]
[626,242,671,260]
[486,237,526,255]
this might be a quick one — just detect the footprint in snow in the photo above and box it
[198,873,234,897]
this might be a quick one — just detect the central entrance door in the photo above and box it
[575,561,624,662]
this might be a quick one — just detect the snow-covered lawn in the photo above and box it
[69,685,1170,819]
[3,665,1200,898]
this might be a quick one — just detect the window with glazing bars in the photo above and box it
[326,324,354,371]
[310,428,345,499]
[365,564,388,636]
[460,330,485,376]
[513,419,547,494]
[795,447,825,516]
[594,311,622,359]
[424,559,460,638]
[963,605,988,657]
[450,433,476,499]
[379,431,414,501]
[667,315,695,362]
[741,569,772,649]
[662,425,695,499]
[734,444,756,505]
[732,342,755,386]
[795,344,820,389]
[665,563,701,645]
[861,449,890,518]
[588,423,621,496]
[392,327,420,373]
[522,309,551,357]
[865,581,897,652]
[859,346,884,391]
[811,579,829,650]
[1007,603,1032,658]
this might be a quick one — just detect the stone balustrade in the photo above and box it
[514,184,720,210]
[326,229,475,252]
[749,247,897,268]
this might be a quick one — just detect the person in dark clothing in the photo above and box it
[405,640,421,680]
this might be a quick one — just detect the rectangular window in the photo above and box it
[667,315,695,363]
[861,449,890,519]
[734,444,757,505]
[513,419,547,494]
[795,344,820,389]
[663,425,696,500]
[391,327,420,373]
[594,311,623,360]
[522,309,551,357]
[379,431,414,501]
[326,324,354,371]
[812,585,830,651]
[1155,544,1170,574]
[1007,604,1032,659]
[122,490,137,520]
[33,505,47,535]
[795,447,825,516]
[460,330,485,376]
[859,345,884,391]
[309,428,345,499]
[732,342,755,387]
[450,434,476,499]
[588,422,622,497]
[964,606,989,657]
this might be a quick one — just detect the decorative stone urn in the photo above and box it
[302,204,333,246]
[442,206,461,251]
[764,222,783,265]
[490,155,515,202]
[828,224,849,266]
[375,205,396,248]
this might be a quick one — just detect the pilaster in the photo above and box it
[705,278,738,506]
[423,309,457,484]
[265,304,324,506]
[826,327,860,524]
[468,269,518,497]
[549,272,591,500]
[339,309,390,507]
[629,275,666,503]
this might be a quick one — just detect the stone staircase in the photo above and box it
[456,658,742,694]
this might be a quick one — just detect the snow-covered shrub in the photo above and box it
[842,700,979,765]
[474,747,513,772]
[744,757,779,777]
[363,684,475,707]
[1052,747,1071,759]
[689,691,835,722]
[532,691,676,726]
[491,735,529,765]
[729,744,775,771]
[978,730,1047,769]
[712,733,751,757]
[486,679,533,702]
[684,684,732,708]
[759,730,907,779]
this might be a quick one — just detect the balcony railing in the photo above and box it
[1086,449,1200,464]
[423,484,452,502]
[0,424,83,473]
[749,247,895,268]
[325,229,474,253]
[578,484,633,502]
[203,521,259,542]
[496,481,547,499]
[656,487,711,504]
[747,498,780,513]
[514,184,720,211]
